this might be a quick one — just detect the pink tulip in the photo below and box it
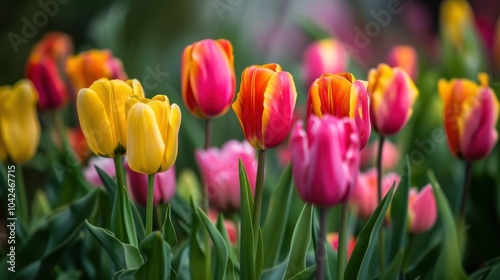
[125,161,176,206]
[386,45,418,80]
[408,184,437,233]
[359,140,400,171]
[303,39,349,87]
[195,140,257,212]
[349,169,400,220]
[208,210,238,245]
[84,157,116,187]
[291,115,360,207]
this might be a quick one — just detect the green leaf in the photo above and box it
[113,269,137,280]
[405,243,440,280]
[189,199,207,280]
[239,160,256,280]
[31,188,52,222]
[428,171,468,280]
[285,204,313,279]
[262,259,288,280]
[262,164,294,268]
[163,204,178,247]
[135,231,172,280]
[345,186,395,280]
[198,208,229,280]
[289,265,317,280]
[380,249,404,280]
[388,157,410,261]
[256,229,264,279]
[85,221,143,271]
[111,183,139,247]
[96,165,116,204]
[0,189,100,278]
[486,264,500,280]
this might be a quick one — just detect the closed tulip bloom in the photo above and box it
[125,161,176,206]
[350,168,400,220]
[0,80,41,164]
[440,0,473,50]
[77,78,144,157]
[386,45,418,80]
[439,73,499,161]
[307,73,370,148]
[291,115,359,207]
[67,49,128,92]
[368,63,419,135]
[232,63,297,150]
[408,185,437,233]
[126,95,181,174]
[182,39,235,118]
[303,39,349,87]
[26,32,73,110]
[195,140,257,212]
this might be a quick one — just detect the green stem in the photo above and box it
[202,118,212,212]
[112,157,137,246]
[337,202,349,280]
[316,207,328,280]
[15,165,29,227]
[459,161,473,222]
[402,234,414,269]
[146,174,156,235]
[155,205,164,232]
[376,135,386,271]
[252,149,266,242]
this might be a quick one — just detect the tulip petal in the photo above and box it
[127,103,165,174]
[291,121,309,200]
[161,104,182,172]
[351,81,370,148]
[410,185,437,233]
[0,80,40,163]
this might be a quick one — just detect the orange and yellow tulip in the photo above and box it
[232,63,297,150]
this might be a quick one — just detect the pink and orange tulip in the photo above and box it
[291,115,359,207]
[67,49,127,92]
[307,73,370,148]
[182,39,235,119]
[232,63,297,150]
[26,32,73,110]
[368,63,419,135]
[303,39,349,87]
[386,45,418,80]
[439,73,499,161]
[195,140,257,212]
[408,184,437,234]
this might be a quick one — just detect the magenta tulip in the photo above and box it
[195,140,257,212]
[291,115,360,207]
[408,184,437,233]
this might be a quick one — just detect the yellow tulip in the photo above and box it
[77,78,144,157]
[126,95,181,174]
[0,80,41,164]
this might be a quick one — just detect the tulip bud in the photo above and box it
[302,39,349,87]
[182,39,235,119]
[439,73,499,161]
[368,63,419,135]
[208,211,238,245]
[83,157,116,187]
[291,115,359,207]
[307,73,370,148]
[232,63,297,150]
[386,45,418,80]
[408,185,437,234]
[77,78,144,158]
[126,95,181,174]
[67,49,128,92]
[196,140,257,212]
[349,169,400,220]
[125,161,176,206]
[0,80,41,164]
[26,32,73,110]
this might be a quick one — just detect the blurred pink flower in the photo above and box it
[408,184,437,234]
[302,39,349,87]
[359,140,400,171]
[386,45,418,80]
[208,210,238,245]
[327,232,356,260]
[125,161,176,207]
[350,168,400,220]
[196,140,257,212]
[84,157,115,187]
